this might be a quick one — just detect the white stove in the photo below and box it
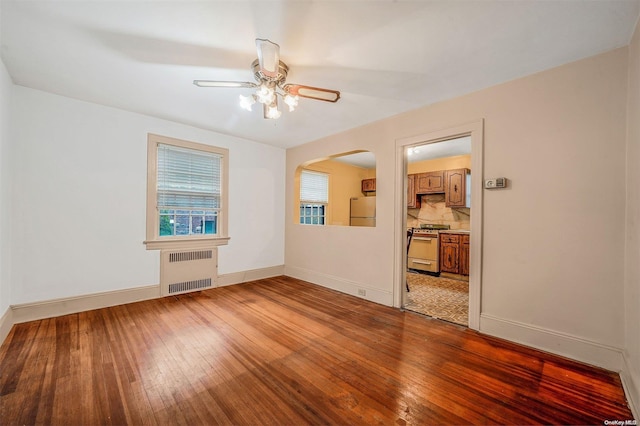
[407,224,450,275]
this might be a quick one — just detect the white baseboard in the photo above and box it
[284,265,393,306]
[620,351,640,421]
[480,313,640,416]
[3,264,284,330]
[480,313,625,371]
[217,265,285,287]
[11,284,161,325]
[0,265,286,348]
[0,306,13,347]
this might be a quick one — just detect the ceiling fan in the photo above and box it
[194,39,341,119]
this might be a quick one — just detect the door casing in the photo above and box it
[393,120,484,330]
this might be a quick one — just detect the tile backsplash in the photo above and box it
[407,194,470,230]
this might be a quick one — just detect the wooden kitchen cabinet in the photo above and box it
[415,171,444,194]
[407,174,420,208]
[445,168,470,208]
[440,233,470,276]
[440,234,460,274]
[460,234,470,275]
[361,178,376,193]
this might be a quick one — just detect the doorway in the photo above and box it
[394,121,483,331]
[404,136,471,326]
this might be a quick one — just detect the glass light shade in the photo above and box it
[256,84,275,104]
[266,104,281,119]
[264,97,281,119]
[239,94,256,111]
[284,94,299,112]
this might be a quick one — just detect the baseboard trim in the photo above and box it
[1,265,285,346]
[217,265,285,287]
[620,351,640,420]
[480,313,625,372]
[0,306,13,347]
[11,285,161,325]
[284,265,393,306]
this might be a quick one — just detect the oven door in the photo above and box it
[408,234,439,273]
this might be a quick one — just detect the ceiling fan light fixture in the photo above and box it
[239,94,256,111]
[264,98,281,119]
[256,39,280,79]
[256,83,275,104]
[284,93,299,112]
[194,39,340,120]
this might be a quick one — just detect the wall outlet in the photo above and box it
[357,289,366,296]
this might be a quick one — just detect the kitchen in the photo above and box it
[404,136,472,326]
[296,151,377,227]
[295,139,471,326]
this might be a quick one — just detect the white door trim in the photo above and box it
[393,120,484,330]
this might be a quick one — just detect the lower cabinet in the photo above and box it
[460,234,470,275]
[440,234,460,274]
[440,233,470,276]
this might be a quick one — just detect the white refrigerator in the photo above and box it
[350,196,376,227]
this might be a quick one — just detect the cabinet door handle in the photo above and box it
[454,184,458,192]
[412,260,431,265]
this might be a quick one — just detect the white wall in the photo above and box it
[0,58,12,316]
[624,17,640,417]
[286,47,629,369]
[11,86,285,304]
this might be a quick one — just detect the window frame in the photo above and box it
[299,203,326,225]
[299,169,329,226]
[145,133,229,250]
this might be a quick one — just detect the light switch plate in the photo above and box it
[485,177,507,189]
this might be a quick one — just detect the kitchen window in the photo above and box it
[299,170,328,225]
[145,133,229,250]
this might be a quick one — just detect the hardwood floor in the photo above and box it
[0,276,633,425]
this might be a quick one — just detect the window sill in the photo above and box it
[144,236,230,251]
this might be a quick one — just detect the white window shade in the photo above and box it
[300,170,328,203]
[157,144,221,210]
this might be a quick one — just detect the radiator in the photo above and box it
[160,247,217,296]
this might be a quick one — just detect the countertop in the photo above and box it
[439,229,470,234]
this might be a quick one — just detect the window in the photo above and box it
[145,134,229,249]
[300,170,328,225]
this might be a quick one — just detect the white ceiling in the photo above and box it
[1,1,638,149]
[409,136,472,164]
[331,135,470,169]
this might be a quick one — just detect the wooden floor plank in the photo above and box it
[0,276,634,425]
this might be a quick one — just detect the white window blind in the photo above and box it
[157,144,221,210]
[300,170,328,203]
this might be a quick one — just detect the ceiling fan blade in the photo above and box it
[256,39,280,79]
[193,80,257,88]
[284,84,341,103]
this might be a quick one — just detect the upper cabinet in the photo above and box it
[407,174,420,208]
[415,171,444,194]
[406,139,471,210]
[444,168,471,208]
[407,168,471,209]
[361,178,376,193]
